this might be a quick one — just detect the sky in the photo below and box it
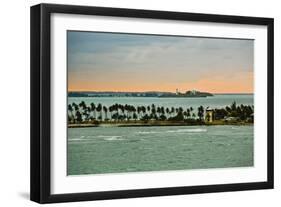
[67,31,254,93]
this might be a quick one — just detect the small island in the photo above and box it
[160,90,213,98]
[68,90,213,98]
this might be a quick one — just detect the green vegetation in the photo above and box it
[67,101,254,127]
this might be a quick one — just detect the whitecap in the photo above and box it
[101,136,124,141]
[97,135,122,138]
[136,131,160,134]
[69,135,123,142]
[166,128,207,133]
[68,138,84,141]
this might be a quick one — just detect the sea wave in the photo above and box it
[68,138,84,141]
[136,128,207,135]
[136,131,160,134]
[68,136,87,141]
[69,135,124,142]
[98,135,122,138]
[166,128,207,133]
[99,135,124,141]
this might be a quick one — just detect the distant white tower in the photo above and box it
[176,88,179,94]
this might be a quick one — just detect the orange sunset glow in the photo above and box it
[68,73,253,93]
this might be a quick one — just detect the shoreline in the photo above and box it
[68,121,253,128]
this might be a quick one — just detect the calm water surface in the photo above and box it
[68,94,253,110]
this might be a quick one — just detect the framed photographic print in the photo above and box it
[30,3,274,203]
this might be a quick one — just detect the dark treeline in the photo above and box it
[213,102,254,122]
[68,101,254,124]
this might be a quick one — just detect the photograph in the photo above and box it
[67,31,254,176]
[30,3,274,203]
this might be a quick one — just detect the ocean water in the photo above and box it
[67,95,254,175]
[67,125,253,175]
[68,94,253,110]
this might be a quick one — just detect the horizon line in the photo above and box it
[68,90,253,94]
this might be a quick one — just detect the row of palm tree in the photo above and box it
[67,101,253,124]
[68,101,202,123]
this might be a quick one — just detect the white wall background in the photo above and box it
[0,0,279,206]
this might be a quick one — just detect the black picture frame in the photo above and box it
[30,3,274,204]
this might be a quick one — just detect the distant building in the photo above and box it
[205,107,214,122]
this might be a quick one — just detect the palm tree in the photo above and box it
[231,101,237,111]
[109,105,114,120]
[96,103,102,120]
[111,112,119,121]
[86,106,91,120]
[113,103,119,115]
[179,107,183,113]
[166,108,170,119]
[82,110,89,122]
[71,102,77,108]
[137,106,142,119]
[225,106,231,115]
[75,111,82,123]
[120,104,125,117]
[147,106,151,114]
[141,106,146,119]
[131,106,136,119]
[171,107,175,117]
[124,104,129,120]
[151,106,156,119]
[186,108,191,118]
[79,101,86,111]
[183,111,187,119]
[190,107,193,115]
[72,102,79,112]
[90,103,96,119]
[68,104,74,122]
[161,106,165,116]
[197,106,204,121]
[68,104,73,114]
[133,112,138,121]
[192,113,196,119]
[103,106,108,120]
[156,107,161,117]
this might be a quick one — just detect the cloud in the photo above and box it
[67,31,253,93]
